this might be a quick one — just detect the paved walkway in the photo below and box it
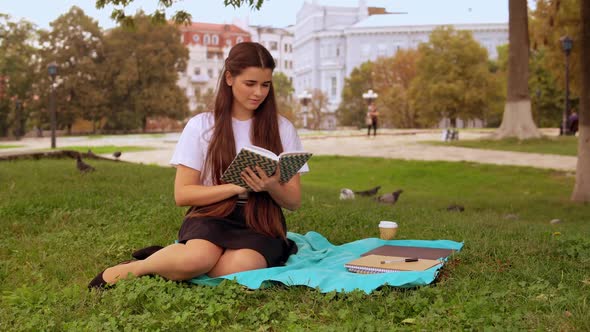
[0,129,577,171]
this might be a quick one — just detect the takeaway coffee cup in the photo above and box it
[379,221,398,240]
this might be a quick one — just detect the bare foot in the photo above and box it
[102,261,139,284]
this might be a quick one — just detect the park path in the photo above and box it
[0,129,577,171]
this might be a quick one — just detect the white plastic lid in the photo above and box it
[379,221,398,228]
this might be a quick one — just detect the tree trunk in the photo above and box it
[571,0,590,202]
[495,0,542,139]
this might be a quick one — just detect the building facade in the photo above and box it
[293,0,508,129]
[177,22,251,111]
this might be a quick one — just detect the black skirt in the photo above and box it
[178,203,297,267]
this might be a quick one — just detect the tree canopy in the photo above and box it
[336,61,374,127]
[0,14,38,137]
[95,0,265,26]
[409,26,498,127]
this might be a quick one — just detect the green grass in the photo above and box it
[424,136,579,156]
[1,157,589,330]
[44,145,155,154]
[0,144,24,149]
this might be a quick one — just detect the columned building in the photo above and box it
[293,0,508,129]
[177,22,251,111]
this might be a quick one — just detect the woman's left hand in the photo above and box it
[241,165,281,193]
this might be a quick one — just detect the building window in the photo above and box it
[284,44,289,52]
[336,47,340,57]
[204,34,210,45]
[289,44,292,52]
[284,60,288,69]
[207,69,214,78]
[236,36,243,43]
[192,34,200,43]
[212,35,219,45]
[269,41,278,51]
[194,67,201,75]
[331,77,337,96]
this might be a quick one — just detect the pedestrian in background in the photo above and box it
[366,102,379,136]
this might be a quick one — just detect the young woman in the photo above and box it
[89,42,308,288]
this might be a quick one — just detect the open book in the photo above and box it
[221,145,312,190]
[345,255,442,274]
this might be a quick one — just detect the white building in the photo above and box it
[293,0,508,129]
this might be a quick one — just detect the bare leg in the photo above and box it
[101,239,223,284]
[207,248,267,277]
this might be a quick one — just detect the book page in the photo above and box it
[243,145,279,161]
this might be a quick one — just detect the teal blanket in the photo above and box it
[189,231,463,294]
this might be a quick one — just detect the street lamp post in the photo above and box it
[362,89,378,105]
[560,36,573,136]
[47,62,58,148]
[297,90,312,129]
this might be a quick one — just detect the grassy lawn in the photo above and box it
[1,157,589,330]
[0,144,24,149]
[43,145,156,154]
[424,136,579,156]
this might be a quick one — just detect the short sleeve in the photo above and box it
[170,114,210,171]
[279,116,310,174]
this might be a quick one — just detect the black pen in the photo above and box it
[380,258,419,264]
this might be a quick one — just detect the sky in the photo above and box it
[0,0,512,30]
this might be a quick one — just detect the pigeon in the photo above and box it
[375,189,403,205]
[113,151,122,161]
[76,154,95,173]
[87,149,97,158]
[339,188,355,200]
[354,185,381,197]
[446,204,465,212]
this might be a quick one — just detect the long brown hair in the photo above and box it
[189,42,286,239]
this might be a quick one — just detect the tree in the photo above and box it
[336,61,374,127]
[39,6,106,134]
[309,89,328,130]
[372,49,418,128]
[495,0,542,139]
[272,72,296,123]
[95,0,264,26]
[529,49,564,127]
[195,87,215,114]
[530,0,581,98]
[571,0,589,202]
[408,26,497,128]
[0,14,39,138]
[101,12,189,131]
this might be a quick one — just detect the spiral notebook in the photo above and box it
[345,255,442,274]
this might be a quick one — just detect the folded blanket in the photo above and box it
[189,231,463,294]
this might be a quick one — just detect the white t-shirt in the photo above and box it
[170,112,309,185]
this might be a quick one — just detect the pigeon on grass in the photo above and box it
[76,154,95,173]
[375,189,403,205]
[354,186,381,197]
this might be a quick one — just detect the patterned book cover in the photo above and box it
[221,147,311,190]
